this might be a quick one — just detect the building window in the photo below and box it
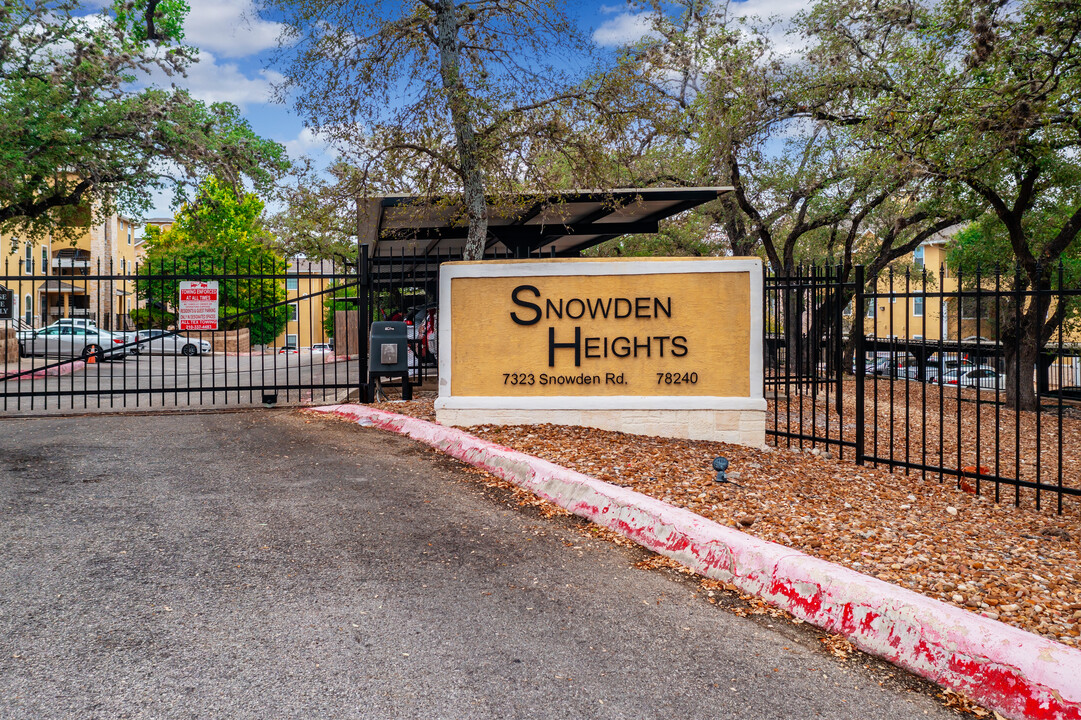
[41,247,48,276]
[286,277,298,291]
[866,301,876,318]
[288,302,298,321]
[127,227,132,245]
[914,245,925,269]
[913,296,924,317]
[843,301,853,317]
[24,242,32,274]
[24,294,32,325]
[286,333,298,347]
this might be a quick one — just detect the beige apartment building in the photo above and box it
[859,226,1078,344]
[854,226,1081,385]
[2,214,141,331]
[856,227,998,342]
[273,259,334,349]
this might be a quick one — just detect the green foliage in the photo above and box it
[136,178,290,345]
[0,1,288,243]
[268,162,367,263]
[584,0,969,276]
[112,0,190,44]
[801,0,1081,275]
[128,307,176,329]
[949,220,1081,337]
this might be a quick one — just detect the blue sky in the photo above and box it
[146,0,801,219]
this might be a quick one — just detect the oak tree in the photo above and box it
[266,0,612,259]
[802,0,1081,408]
[0,0,288,244]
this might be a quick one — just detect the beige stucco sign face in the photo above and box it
[440,258,761,399]
[449,270,752,397]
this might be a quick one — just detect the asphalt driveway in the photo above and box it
[0,410,955,719]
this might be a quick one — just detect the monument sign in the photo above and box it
[435,258,765,445]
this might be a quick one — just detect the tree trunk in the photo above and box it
[1004,327,1039,412]
[436,0,487,261]
[776,264,819,377]
[1002,295,1047,412]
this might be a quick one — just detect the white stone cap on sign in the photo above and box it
[434,395,768,411]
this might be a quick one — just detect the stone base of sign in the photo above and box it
[435,404,766,446]
[1,326,19,362]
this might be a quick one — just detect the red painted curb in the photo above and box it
[2,359,86,381]
[310,403,1081,720]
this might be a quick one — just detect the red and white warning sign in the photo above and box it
[179,281,219,331]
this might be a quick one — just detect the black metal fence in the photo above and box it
[8,244,1079,512]
[766,263,1081,513]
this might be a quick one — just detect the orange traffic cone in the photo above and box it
[86,354,96,364]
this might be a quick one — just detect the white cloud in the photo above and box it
[185,55,283,106]
[592,0,808,52]
[728,0,807,23]
[724,0,810,57]
[138,50,282,109]
[284,127,336,161]
[593,11,657,47]
[182,0,283,58]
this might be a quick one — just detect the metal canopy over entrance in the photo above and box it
[356,187,733,260]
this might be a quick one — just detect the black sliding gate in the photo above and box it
[0,246,505,414]
[0,258,366,414]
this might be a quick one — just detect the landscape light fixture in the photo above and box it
[712,457,729,482]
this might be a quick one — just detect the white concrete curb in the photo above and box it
[310,403,1081,720]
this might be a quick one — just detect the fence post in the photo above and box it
[853,265,866,465]
[357,243,372,403]
[834,265,844,417]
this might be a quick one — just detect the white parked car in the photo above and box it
[940,365,1006,390]
[136,329,212,356]
[20,326,127,360]
[16,318,97,342]
[926,357,978,383]
[311,343,332,355]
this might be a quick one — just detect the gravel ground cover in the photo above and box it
[377,396,1080,647]
[771,378,1081,509]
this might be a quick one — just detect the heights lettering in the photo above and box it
[509,284,688,367]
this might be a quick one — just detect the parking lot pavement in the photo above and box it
[0,410,954,719]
